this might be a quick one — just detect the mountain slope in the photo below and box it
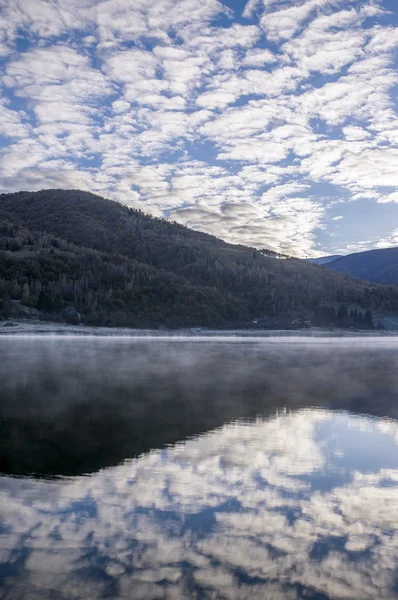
[308,255,343,265]
[326,247,398,286]
[1,189,398,328]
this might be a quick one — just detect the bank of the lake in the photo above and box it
[1,318,398,337]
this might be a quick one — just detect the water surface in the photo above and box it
[1,337,398,599]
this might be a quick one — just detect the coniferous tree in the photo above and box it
[1,189,398,328]
[364,310,374,330]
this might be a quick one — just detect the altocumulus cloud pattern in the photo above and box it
[1,0,398,256]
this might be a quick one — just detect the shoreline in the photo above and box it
[0,319,397,337]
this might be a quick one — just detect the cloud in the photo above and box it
[368,26,398,54]
[282,12,367,76]
[0,0,94,40]
[342,126,371,141]
[243,48,277,66]
[0,99,31,139]
[0,0,398,256]
[259,1,319,43]
[374,227,398,249]
[196,91,238,109]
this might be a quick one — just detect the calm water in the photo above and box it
[1,336,398,599]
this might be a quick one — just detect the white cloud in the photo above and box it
[0,0,397,255]
[0,0,94,40]
[342,126,371,141]
[0,99,31,139]
[378,193,398,205]
[368,26,398,54]
[260,1,319,42]
[243,48,277,66]
[196,90,238,109]
[374,227,398,249]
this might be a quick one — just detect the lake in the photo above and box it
[1,336,398,599]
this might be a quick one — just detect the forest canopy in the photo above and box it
[0,189,397,328]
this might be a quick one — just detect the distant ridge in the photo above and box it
[325,247,398,286]
[308,255,343,265]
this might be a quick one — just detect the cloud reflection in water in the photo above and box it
[1,408,398,600]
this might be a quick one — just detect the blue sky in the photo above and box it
[1,0,398,257]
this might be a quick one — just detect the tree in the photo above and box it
[314,305,337,327]
[21,283,30,304]
[9,280,22,300]
[2,189,398,328]
[337,304,349,328]
[364,310,374,330]
[36,291,54,313]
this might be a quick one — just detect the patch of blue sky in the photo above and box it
[14,32,31,53]
[317,200,398,253]
[1,88,30,115]
[381,0,398,24]
[308,119,335,136]
[183,139,220,163]
[0,135,13,148]
[76,154,104,169]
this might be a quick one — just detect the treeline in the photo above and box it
[0,224,241,327]
[260,248,290,259]
[1,189,398,328]
[313,305,378,330]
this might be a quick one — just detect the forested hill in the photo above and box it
[1,189,398,329]
[308,255,343,265]
[325,247,398,286]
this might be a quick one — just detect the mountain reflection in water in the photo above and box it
[1,337,398,599]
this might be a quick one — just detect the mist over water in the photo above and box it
[1,337,398,599]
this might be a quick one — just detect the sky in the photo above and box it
[1,0,398,257]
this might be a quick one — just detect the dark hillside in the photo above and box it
[308,255,343,265]
[1,189,398,328]
[0,189,231,273]
[326,247,398,285]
